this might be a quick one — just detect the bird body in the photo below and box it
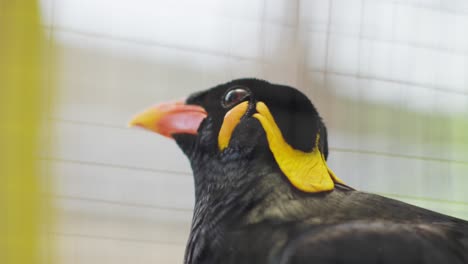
[130,79,468,263]
[183,146,468,264]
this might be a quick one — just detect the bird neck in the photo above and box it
[190,149,277,223]
[185,152,281,264]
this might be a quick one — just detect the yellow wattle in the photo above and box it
[253,102,344,193]
[218,101,249,150]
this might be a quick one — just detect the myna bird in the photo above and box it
[130,79,468,264]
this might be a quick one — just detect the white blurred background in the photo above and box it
[39,0,468,263]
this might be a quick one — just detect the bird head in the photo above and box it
[129,79,344,193]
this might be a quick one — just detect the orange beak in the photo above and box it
[128,100,207,138]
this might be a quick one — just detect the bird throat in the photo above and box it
[253,102,345,193]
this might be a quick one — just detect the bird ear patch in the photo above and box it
[218,101,249,151]
[253,102,345,193]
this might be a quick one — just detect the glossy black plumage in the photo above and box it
[172,79,468,264]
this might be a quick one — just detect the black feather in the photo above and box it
[170,78,468,264]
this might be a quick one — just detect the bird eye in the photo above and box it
[222,87,250,108]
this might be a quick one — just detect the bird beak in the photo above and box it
[128,100,207,139]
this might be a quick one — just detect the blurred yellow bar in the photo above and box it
[0,1,51,264]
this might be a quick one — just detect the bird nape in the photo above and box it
[129,78,468,264]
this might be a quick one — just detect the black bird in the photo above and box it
[130,79,468,264]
